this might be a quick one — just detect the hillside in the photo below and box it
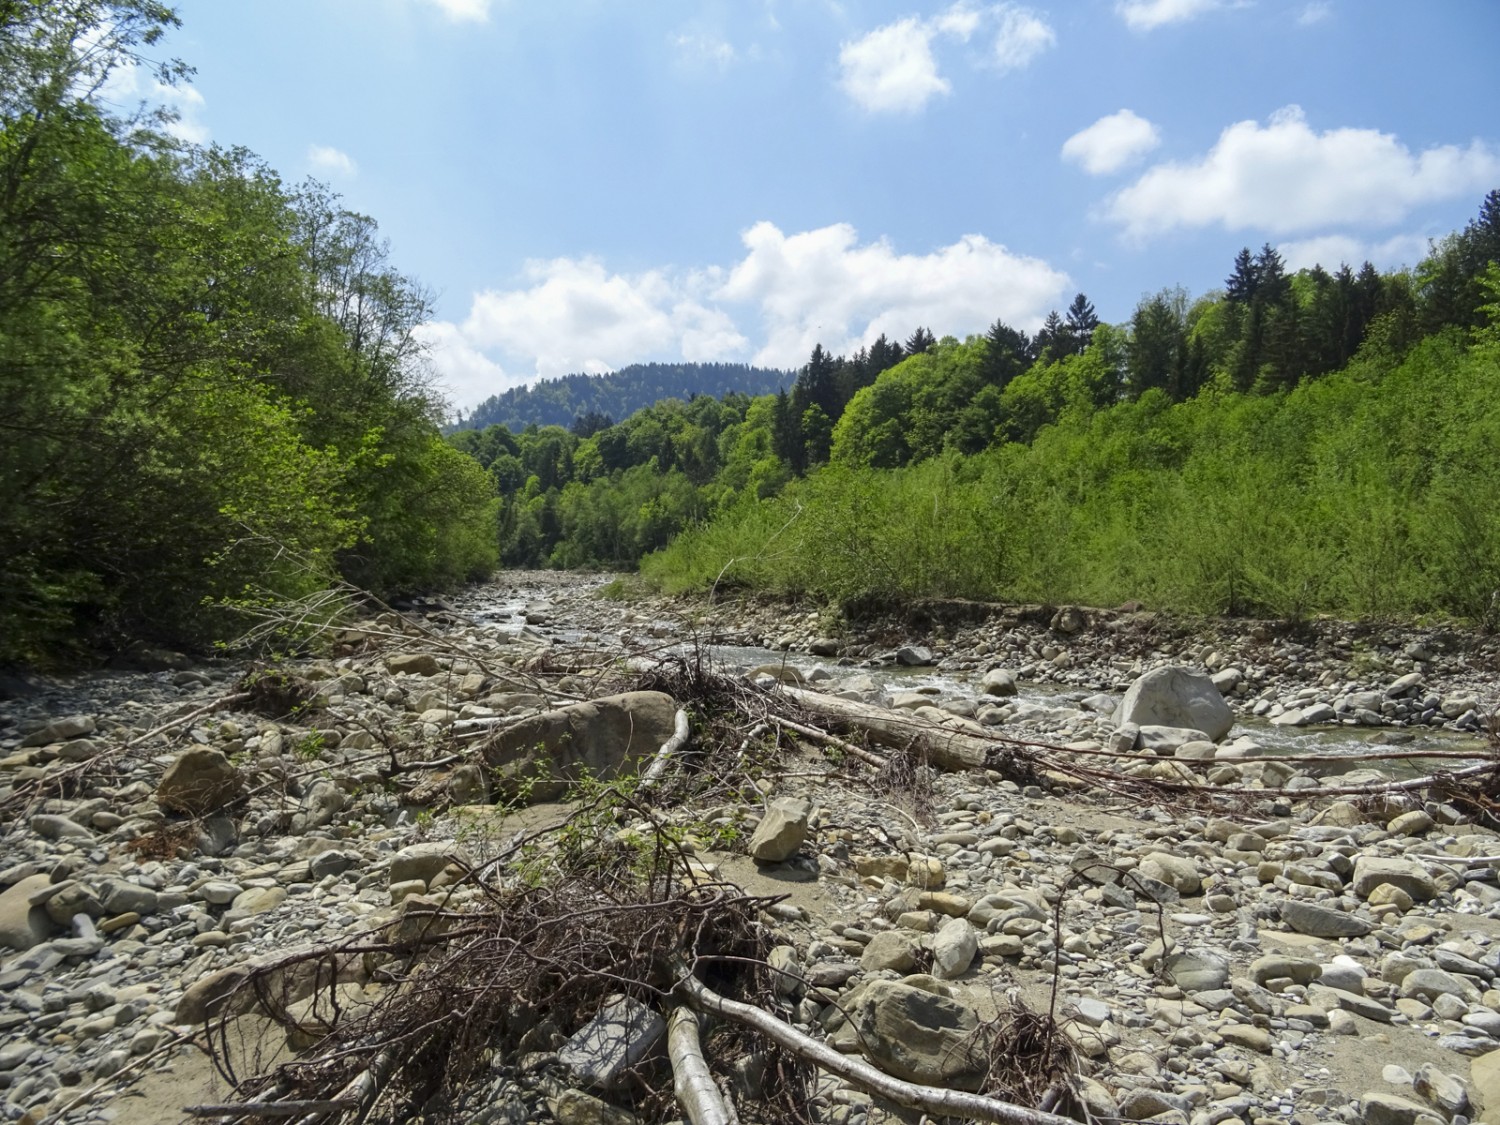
[453,362,793,433]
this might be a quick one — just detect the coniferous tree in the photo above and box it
[905,326,936,355]
[1225,247,1259,304]
[867,333,905,375]
[1064,293,1100,353]
[981,318,1031,389]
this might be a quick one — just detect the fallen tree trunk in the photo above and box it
[673,970,1079,1125]
[668,1005,732,1125]
[782,686,994,772]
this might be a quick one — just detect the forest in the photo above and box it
[0,2,498,665]
[454,361,792,433]
[455,192,1500,626]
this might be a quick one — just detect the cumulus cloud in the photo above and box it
[838,16,950,114]
[838,3,1053,114]
[415,320,518,407]
[1116,0,1225,31]
[1061,109,1161,175]
[671,32,736,70]
[421,220,1068,405]
[457,257,748,383]
[1277,232,1431,273]
[991,6,1055,71]
[717,221,1069,368]
[418,0,491,22]
[307,144,357,178]
[1105,106,1500,239]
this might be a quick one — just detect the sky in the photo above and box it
[155,0,1500,410]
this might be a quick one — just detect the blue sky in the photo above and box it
[156,0,1499,408]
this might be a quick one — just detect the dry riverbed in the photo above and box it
[2,571,1500,1125]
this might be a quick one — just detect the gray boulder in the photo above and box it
[852,977,986,1089]
[749,797,813,862]
[482,691,678,803]
[1117,665,1234,741]
[559,994,666,1090]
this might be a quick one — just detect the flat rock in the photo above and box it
[1281,899,1373,939]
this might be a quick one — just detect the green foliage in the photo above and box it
[0,3,497,664]
[649,328,1500,624]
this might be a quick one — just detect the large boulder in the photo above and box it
[157,748,245,816]
[1116,666,1234,741]
[482,691,678,803]
[851,977,987,1089]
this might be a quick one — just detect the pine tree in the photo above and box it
[1225,247,1258,304]
[1064,292,1100,353]
[868,333,904,375]
[905,326,935,355]
[982,318,1031,389]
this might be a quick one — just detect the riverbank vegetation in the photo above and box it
[0,2,497,665]
[456,196,1500,626]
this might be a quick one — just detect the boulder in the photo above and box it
[1280,900,1373,939]
[979,668,1018,697]
[1116,666,1234,741]
[1352,856,1437,902]
[558,994,666,1090]
[895,645,935,667]
[749,797,813,862]
[482,691,678,803]
[852,978,986,1089]
[930,917,978,979]
[1138,852,1202,895]
[387,653,441,677]
[861,931,919,973]
[0,874,59,952]
[157,748,245,816]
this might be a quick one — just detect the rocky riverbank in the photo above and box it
[2,572,1499,1125]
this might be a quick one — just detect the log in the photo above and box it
[641,709,693,791]
[782,686,994,772]
[185,1101,357,1118]
[773,715,889,770]
[672,970,1080,1125]
[668,1005,732,1125]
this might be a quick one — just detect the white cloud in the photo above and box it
[94,58,209,142]
[1061,109,1161,175]
[422,219,1069,405]
[415,320,518,407]
[718,221,1069,368]
[307,144,357,178]
[1297,2,1332,26]
[671,32,736,70]
[458,258,748,383]
[1277,232,1430,273]
[838,16,949,114]
[418,0,491,22]
[1116,0,1225,31]
[932,2,982,39]
[1105,105,1500,239]
[991,6,1055,71]
[838,3,1053,114]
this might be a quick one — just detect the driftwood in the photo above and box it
[772,715,889,770]
[186,1101,356,1118]
[782,686,992,772]
[641,709,693,791]
[672,968,1080,1125]
[667,1005,732,1125]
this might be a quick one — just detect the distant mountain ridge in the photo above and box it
[452,362,794,433]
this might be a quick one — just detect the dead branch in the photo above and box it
[667,1006,732,1125]
[641,709,693,791]
[672,968,1083,1125]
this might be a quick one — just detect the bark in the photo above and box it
[782,686,993,772]
[668,1005,732,1125]
[641,709,692,791]
[673,970,1080,1125]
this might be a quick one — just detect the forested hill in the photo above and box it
[453,362,792,433]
